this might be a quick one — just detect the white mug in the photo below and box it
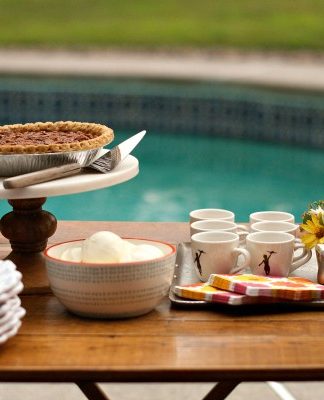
[190,219,249,242]
[250,221,299,237]
[246,231,311,277]
[249,211,295,225]
[191,231,250,282]
[190,208,235,224]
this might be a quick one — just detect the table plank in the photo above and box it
[0,294,324,381]
[50,221,190,244]
[0,221,190,246]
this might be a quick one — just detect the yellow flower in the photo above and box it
[300,213,324,249]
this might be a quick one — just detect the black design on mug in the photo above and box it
[258,250,277,275]
[194,250,205,276]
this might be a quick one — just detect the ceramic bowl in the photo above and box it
[44,238,177,319]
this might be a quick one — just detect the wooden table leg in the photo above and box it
[202,381,241,400]
[76,382,112,400]
[0,197,57,294]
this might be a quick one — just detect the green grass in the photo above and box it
[0,0,324,50]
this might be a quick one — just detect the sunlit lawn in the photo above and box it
[0,0,324,50]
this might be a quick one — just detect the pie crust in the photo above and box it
[0,121,114,154]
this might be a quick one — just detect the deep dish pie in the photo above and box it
[0,121,114,154]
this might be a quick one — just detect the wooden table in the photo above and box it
[1,221,324,400]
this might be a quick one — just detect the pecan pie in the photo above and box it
[0,121,114,154]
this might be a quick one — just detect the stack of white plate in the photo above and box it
[0,260,25,345]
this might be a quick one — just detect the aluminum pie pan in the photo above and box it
[0,147,102,177]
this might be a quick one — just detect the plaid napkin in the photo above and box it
[208,274,324,301]
[174,282,276,305]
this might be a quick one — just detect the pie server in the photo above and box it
[3,130,146,189]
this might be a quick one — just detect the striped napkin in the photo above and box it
[208,274,324,301]
[174,282,276,305]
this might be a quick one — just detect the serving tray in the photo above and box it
[169,242,324,308]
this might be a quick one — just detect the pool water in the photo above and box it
[0,131,321,223]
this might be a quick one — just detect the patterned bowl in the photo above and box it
[44,238,176,319]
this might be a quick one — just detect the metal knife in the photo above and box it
[3,130,146,189]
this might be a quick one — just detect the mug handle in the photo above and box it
[231,248,251,274]
[290,243,312,272]
[237,230,249,243]
[236,224,249,232]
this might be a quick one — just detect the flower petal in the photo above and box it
[301,233,317,244]
[301,222,316,234]
[311,213,322,228]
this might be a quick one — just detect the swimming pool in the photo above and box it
[0,76,323,222]
[0,130,321,222]
[1,75,324,148]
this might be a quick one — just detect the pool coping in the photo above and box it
[1,48,324,92]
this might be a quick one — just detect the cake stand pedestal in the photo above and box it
[0,155,139,293]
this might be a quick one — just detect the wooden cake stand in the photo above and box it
[0,155,139,293]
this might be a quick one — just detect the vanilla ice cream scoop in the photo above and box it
[60,246,82,262]
[82,231,126,263]
[129,244,164,261]
[59,231,165,263]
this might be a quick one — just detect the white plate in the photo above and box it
[0,296,20,317]
[0,270,22,295]
[0,281,24,304]
[0,307,25,336]
[0,305,25,327]
[0,319,22,345]
[0,260,16,274]
[0,154,139,199]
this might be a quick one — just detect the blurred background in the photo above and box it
[0,0,324,49]
[0,0,323,223]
